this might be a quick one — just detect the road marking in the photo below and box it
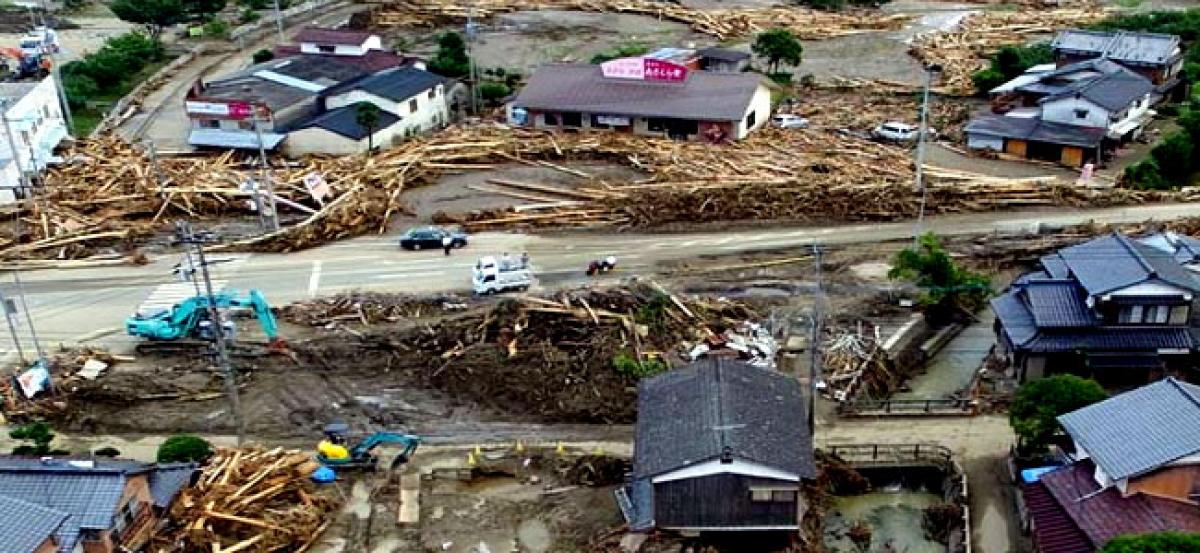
[137,280,225,315]
[308,261,322,297]
[371,271,444,280]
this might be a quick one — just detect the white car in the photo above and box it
[872,122,937,142]
[472,255,533,295]
[772,114,809,129]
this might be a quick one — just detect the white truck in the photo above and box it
[472,255,533,295]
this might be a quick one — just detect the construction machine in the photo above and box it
[316,422,422,472]
[0,47,48,81]
[125,289,287,355]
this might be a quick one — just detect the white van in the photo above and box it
[472,255,533,295]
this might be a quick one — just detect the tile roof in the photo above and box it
[1022,482,1092,553]
[1041,68,1154,112]
[964,114,1105,148]
[696,47,751,62]
[292,27,374,46]
[512,63,766,122]
[1141,231,1200,265]
[273,45,413,73]
[1052,29,1182,66]
[148,463,197,508]
[1025,327,1195,353]
[1053,233,1200,295]
[0,459,131,552]
[633,357,815,479]
[0,494,68,553]
[991,290,1037,347]
[1059,378,1200,480]
[1025,281,1095,328]
[295,104,401,140]
[328,65,443,102]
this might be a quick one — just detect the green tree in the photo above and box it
[110,0,186,41]
[10,422,69,456]
[62,68,99,110]
[427,32,471,78]
[752,28,803,74]
[1101,531,1200,552]
[93,447,122,457]
[888,232,991,321]
[157,434,214,463]
[971,43,1053,95]
[1150,132,1196,184]
[478,82,511,104]
[1124,158,1169,190]
[970,68,1007,94]
[1010,375,1107,455]
[354,102,382,154]
[252,48,273,63]
[183,0,227,20]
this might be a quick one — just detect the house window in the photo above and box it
[647,118,668,132]
[750,488,797,502]
[201,119,220,129]
[1170,305,1189,324]
[237,121,254,130]
[746,110,756,128]
[1118,304,1177,324]
[544,113,559,126]
[1146,305,1170,324]
[317,45,335,53]
[1074,108,1089,119]
[409,99,419,113]
[428,89,436,100]
[772,490,797,502]
[591,114,609,129]
[561,112,582,128]
[750,489,774,502]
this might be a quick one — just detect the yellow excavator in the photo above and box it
[316,422,422,472]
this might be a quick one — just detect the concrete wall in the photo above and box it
[731,84,771,140]
[325,84,447,140]
[285,125,382,156]
[1041,97,1110,128]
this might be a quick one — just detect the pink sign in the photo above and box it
[600,57,688,82]
[226,101,254,119]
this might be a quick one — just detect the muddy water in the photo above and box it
[824,490,946,553]
[895,307,994,400]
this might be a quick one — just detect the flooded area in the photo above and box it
[895,307,994,399]
[824,489,946,553]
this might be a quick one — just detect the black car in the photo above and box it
[398,226,468,250]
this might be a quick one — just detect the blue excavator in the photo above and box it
[316,422,422,472]
[125,289,288,355]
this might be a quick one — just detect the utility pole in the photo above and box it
[2,99,45,363]
[176,221,244,444]
[913,64,941,247]
[0,288,26,363]
[807,243,823,435]
[146,140,167,196]
[465,3,480,115]
[252,117,279,232]
[272,0,285,43]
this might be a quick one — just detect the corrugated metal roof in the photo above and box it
[1052,29,1181,65]
[633,357,815,479]
[0,494,68,553]
[1025,281,1095,328]
[964,115,1105,148]
[188,128,287,150]
[512,64,766,122]
[1022,482,1093,553]
[1059,378,1200,480]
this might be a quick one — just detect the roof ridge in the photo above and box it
[1166,377,1200,412]
[1114,232,1156,275]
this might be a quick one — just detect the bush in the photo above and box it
[62,70,99,110]
[478,82,511,103]
[157,434,213,463]
[972,43,1053,95]
[93,447,122,457]
[1124,158,1169,190]
[589,43,650,64]
[239,7,260,23]
[768,72,794,85]
[970,68,1007,94]
[1102,532,1200,552]
[1150,131,1195,183]
[613,352,666,378]
[888,232,991,321]
[10,422,69,456]
[252,48,274,63]
[202,18,230,38]
[237,0,269,8]
[1010,375,1107,456]
[427,32,471,78]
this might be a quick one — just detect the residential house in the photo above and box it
[1051,29,1186,94]
[0,76,68,202]
[0,495,68,553]
[991,232,1200,386]
[286,65,447,156]
[0,457,197,553]
[1023,378,1200,552]
[618,357,817,533]
[965,59,1155,166]
[273,27,418,74]
[696,47,752,73]
[510,60,771,142]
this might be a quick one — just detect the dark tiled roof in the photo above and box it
[1041,58,1127,81]
[0,458,133,552]
[513,63,765,121]
[964,114,1105,148]
[633,357,815,479]
[1041,68,1154,112]
[1022,482,1092,553]
[199,75,314,112]
[261,55,368,87]
[1141,231,1200,265]
[0,494,68,553]
[1059,378,1200,480]
[330,66,443,102]
[1052,29,1181,65]
[273,45,413,73]
[1039,461,1200,547]
[991,290,1038,347]
[1025,281,1094,328]
[296,104,401,140]
[1026,327,1195,353]
[292,27,374,46]
[1041,255,1071,279]
[149,463,197,508]
[1054,233,1200,296]
[697,47,751,62]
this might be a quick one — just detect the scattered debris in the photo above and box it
[280,291,472,327]
[822,327,886,402]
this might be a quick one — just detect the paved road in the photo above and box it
[3,202,1197,357]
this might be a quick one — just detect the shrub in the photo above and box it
[93,447,122,457]
[202,18,230,38]
[613,352,666,378]
[589,43,650,64]
[972,43,1053,95]
[239,7,260,23]
[1150,131,1195,183]
[157,434,213,463]
[768,72,794,85]
[970,68,1007,94]
[1010,375,1107,456]
[252,48,274,63]
[427,32,471,78]
[1101,531,1200,552]
[888,232,991,321]
[62,70,99,110]
[10,422,69,456]
[478,82,511,103]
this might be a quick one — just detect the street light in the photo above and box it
[913,63,942,247]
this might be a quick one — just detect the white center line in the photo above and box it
[308,260,323,297]
[371,271,444,280]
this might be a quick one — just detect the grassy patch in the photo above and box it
[68,58,171,136]
[70,109,105,137]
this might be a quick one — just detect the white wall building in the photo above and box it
[0,76,68,203]
[294,28,383,57]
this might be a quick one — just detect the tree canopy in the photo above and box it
[888,232,991,320]
[1010,375,1107,455]
[157,434,214,463]
[354,102,382,153]
[427,32,471,78]
[970,43,1053,95]
[110,0,186,40]
[752,28,803,74]
[1101,531,1200,552]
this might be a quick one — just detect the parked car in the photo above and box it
[872,122,937,142]
[399,226,468,250]
[771,114,809,129]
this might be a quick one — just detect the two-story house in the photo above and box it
[0,76,68,202]
[991,232,1200,387]
[1023,378,1200,552]
[617,357,817,533]
[1051,29,1186,96]
[273,27,417,73]
[0,457,196,552]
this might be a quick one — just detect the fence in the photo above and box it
[823,442,955,468]
[838,396,976,417]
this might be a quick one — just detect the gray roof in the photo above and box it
[991,290,1037,346]
[188,128,287,150]
[1025,327,1195,353]
[200,75,314,112]
[0,457,138,552]
[0,494,68,553]
[329,65,443,102]
[1141,231,1200,265]
[1053,233,1200,295]
[697,47,751,62]
[1041,68,1154,112]
[296,104,401,140]
[1052,29,1181,66]
[0,82,39,102]
[250,55,367,87]
[512,63,766,121]
[1059,377,1200,480]
[1025,281,1094,328]
[148,463,197,508]
[633,357,815,479]
[965,114,1105,148]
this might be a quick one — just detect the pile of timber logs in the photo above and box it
[157,447,337,552]
[910,9,1111,95]
[373,0,909,40]
[279,291,470,326]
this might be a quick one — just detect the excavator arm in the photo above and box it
[351,432,422,459]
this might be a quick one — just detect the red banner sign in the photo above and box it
[599,57,688,83]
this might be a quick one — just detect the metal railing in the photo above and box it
[823,443,955,467]
[838,397,975,417]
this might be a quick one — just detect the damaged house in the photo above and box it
[617,357,816,533]
[991,232,1200,387]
